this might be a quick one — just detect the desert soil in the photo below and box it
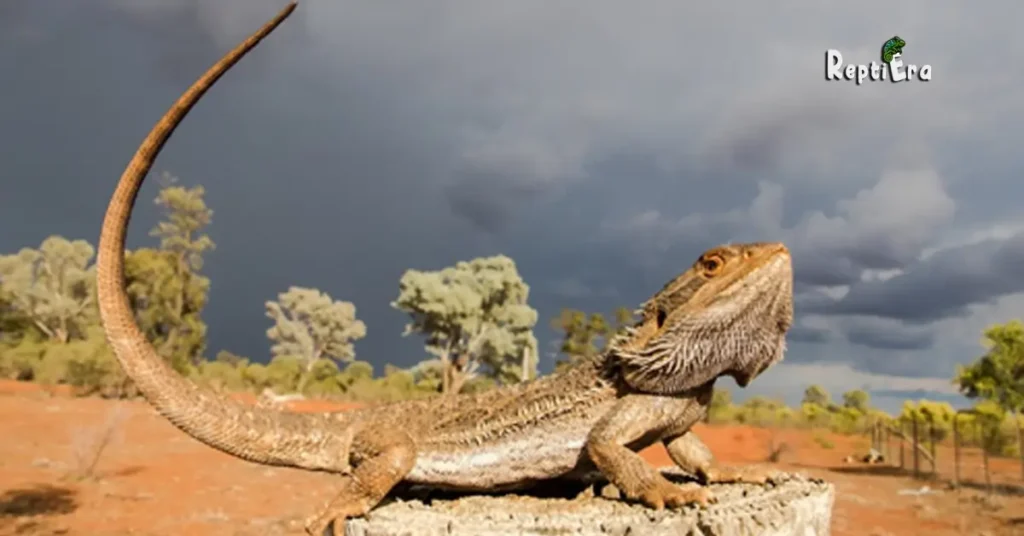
[1,380,1022,536]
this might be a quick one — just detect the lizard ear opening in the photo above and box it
[655,309,667,329]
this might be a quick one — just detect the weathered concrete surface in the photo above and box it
[343,471,834,536]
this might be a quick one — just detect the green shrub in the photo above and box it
[900,400,956,442]
[0,339,46,380]
[193,360,248,392]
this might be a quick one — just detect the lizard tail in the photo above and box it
[96,2,354,472]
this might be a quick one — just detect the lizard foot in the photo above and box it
[703,464,781,485]
[303,430,415,535]
[303,491,372,536]
[637,478,716,510]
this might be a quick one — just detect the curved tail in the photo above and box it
[96,2,354,472]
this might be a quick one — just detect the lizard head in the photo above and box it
[611,242,793,394]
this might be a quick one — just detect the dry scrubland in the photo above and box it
[1,380,1022,536]
[3,183,1024,534]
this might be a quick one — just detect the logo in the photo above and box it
[825,36,932,84]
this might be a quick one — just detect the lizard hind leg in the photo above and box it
[304,430,417,536]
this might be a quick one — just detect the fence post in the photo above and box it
[928,421,937,477]
[982,422,992,495]
[1016,410,1024,482]
[911,414,920,479]
[952,413,961,488]
[880,424,888,465]
[898,420,905,469]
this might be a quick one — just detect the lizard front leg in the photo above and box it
[663,431,779,485]
[304,428,417,536]
[585,394,714,509]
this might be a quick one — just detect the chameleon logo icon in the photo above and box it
[881,36,906,64]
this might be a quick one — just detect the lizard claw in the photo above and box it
[703,465,780,485]
[303,518,331,536]
[638,479,715,510]
[303,515,339,536]
[304,498,370,536]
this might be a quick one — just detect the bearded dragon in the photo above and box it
[94,3,795,534]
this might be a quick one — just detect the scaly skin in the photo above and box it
[95,4,795,535]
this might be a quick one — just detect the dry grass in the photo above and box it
[765,433,789,463]
[67,403,128,481]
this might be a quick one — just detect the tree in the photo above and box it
[901,399,956,442]
[956,320,1024,476]
[711,388,732,409]
[0,284,33,347]
[736,396,785,426]
[213,350,247,366]
[707,388,734,423]
[265,286,367,393]
[129,175,216,369]
[552,307,635,371]
[610,307,636,334]
[800,402,832,428]
[842,389,870,413]
[124,248,210,373]
[802,385,831,407]
[0,236,97,344]
[552,309,608,371]
[956,320,1024,413]
[150,173,215,270]
[392,255,539,394]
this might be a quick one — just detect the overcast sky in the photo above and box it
[3,0,1022,412]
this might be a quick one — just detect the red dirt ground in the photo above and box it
[1,380,1022,535]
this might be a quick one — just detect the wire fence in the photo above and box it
[866,412,1024,495]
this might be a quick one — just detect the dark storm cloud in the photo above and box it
[444,170,554,234]
[814,231,1024,323]
[104,0,312,78]
[792,254,863,288]
[843,323,935,351]
[782,322,939,376]
[787,325,832,345]
[0,0,469,371]
[4,0,1024,389]
[702,90,890,180]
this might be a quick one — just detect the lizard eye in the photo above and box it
[700,255,724,276]
[655,309,667,328]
